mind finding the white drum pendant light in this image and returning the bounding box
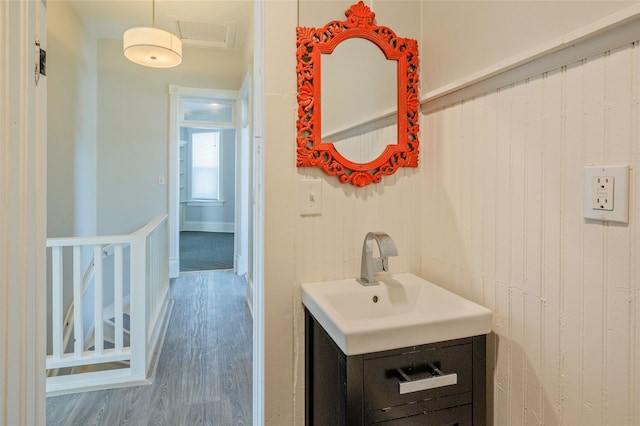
[123,0,182,68]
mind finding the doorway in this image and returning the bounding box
[177,117,237,272]
[42,0,263,419]
[169,87,245,277]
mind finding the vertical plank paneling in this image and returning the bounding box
[523,76,544,424]
[560,60,586,424]
[448,100,462,280]
[455,101,469,296]
[494,281,511,425]
[510,287,526,425]
[482,91,498,304]
[422,110,440,284]
[495,86,513,287]
[510,81,527,292]
[295,124,424,285]
[580,53,606,426]
[421,39,639,426]
[471,97,485,292]
[541,68,563,425]
[524,76,543,300]
[509,81,527,425]
[524,293,542,425]
[603,45,633,426]
[494,85,513,426]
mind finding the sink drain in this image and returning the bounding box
[372,295,378,303]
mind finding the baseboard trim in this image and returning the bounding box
[145,299,174,383]
[169,258,179,279]
[181,221,234,233]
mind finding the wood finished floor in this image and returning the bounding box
[46,271,252,426]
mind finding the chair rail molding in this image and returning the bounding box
[420,2,640,114]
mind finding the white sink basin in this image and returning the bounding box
[301,272,493,355]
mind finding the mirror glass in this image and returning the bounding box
[321,38,397,164]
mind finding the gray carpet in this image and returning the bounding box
[180,231,234,272]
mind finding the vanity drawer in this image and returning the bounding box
[363,339,473,416]
[371,403,472,426]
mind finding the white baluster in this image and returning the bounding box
[93,245,103,355]
[52,247,63,359]
[73,245,83,356]
[114,244,124,351]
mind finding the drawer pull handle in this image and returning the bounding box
[397,364,458,394]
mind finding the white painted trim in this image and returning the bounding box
[420,3,640,113]
[0,1,48,423]
[252,0,265,424]
[144,296,172,376]
[169,85,239,280]
[181,221,234,233]
[236,70,252,278]
[169,84,180,279]
[323,108,396,142]
[46,368,150,397]
[177,87,238,101]
[186,200,225,207]
[246,276,254,318]
[169,257,179,278]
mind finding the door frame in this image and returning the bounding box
[168,85,238,278]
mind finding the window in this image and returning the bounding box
[190,131,220,200]
[177,91,235,205]
[181,99,234,123]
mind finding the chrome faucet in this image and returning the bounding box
[357,232,398,286]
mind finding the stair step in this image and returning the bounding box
[105,313,131,334]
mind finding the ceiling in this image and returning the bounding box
[65,0,253,51]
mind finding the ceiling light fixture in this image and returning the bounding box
[123,0,182,68]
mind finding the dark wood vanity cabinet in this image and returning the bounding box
[305,310,487,426]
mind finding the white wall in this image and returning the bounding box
[420,1,636,91]
[421,29,640,426]
[47,0,99,354]
[264,1,422,424]
[262,1,640,424]
[96,39,245,235]
[47,0,97,239]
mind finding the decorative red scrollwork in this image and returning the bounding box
[296,1,420,187]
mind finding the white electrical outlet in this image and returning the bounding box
[591,176,614,210]
[584,166,629,223]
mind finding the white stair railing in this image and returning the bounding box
[46,214,170,396]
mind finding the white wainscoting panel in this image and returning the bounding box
[292,126,425,424]
[421,42,639,425]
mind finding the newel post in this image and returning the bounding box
[129,235,149,378]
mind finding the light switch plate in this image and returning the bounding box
[299,179,322,216]
[583,165,629,223]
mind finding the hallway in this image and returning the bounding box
[46,271,252,425]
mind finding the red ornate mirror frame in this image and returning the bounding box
[296,1,420,187]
